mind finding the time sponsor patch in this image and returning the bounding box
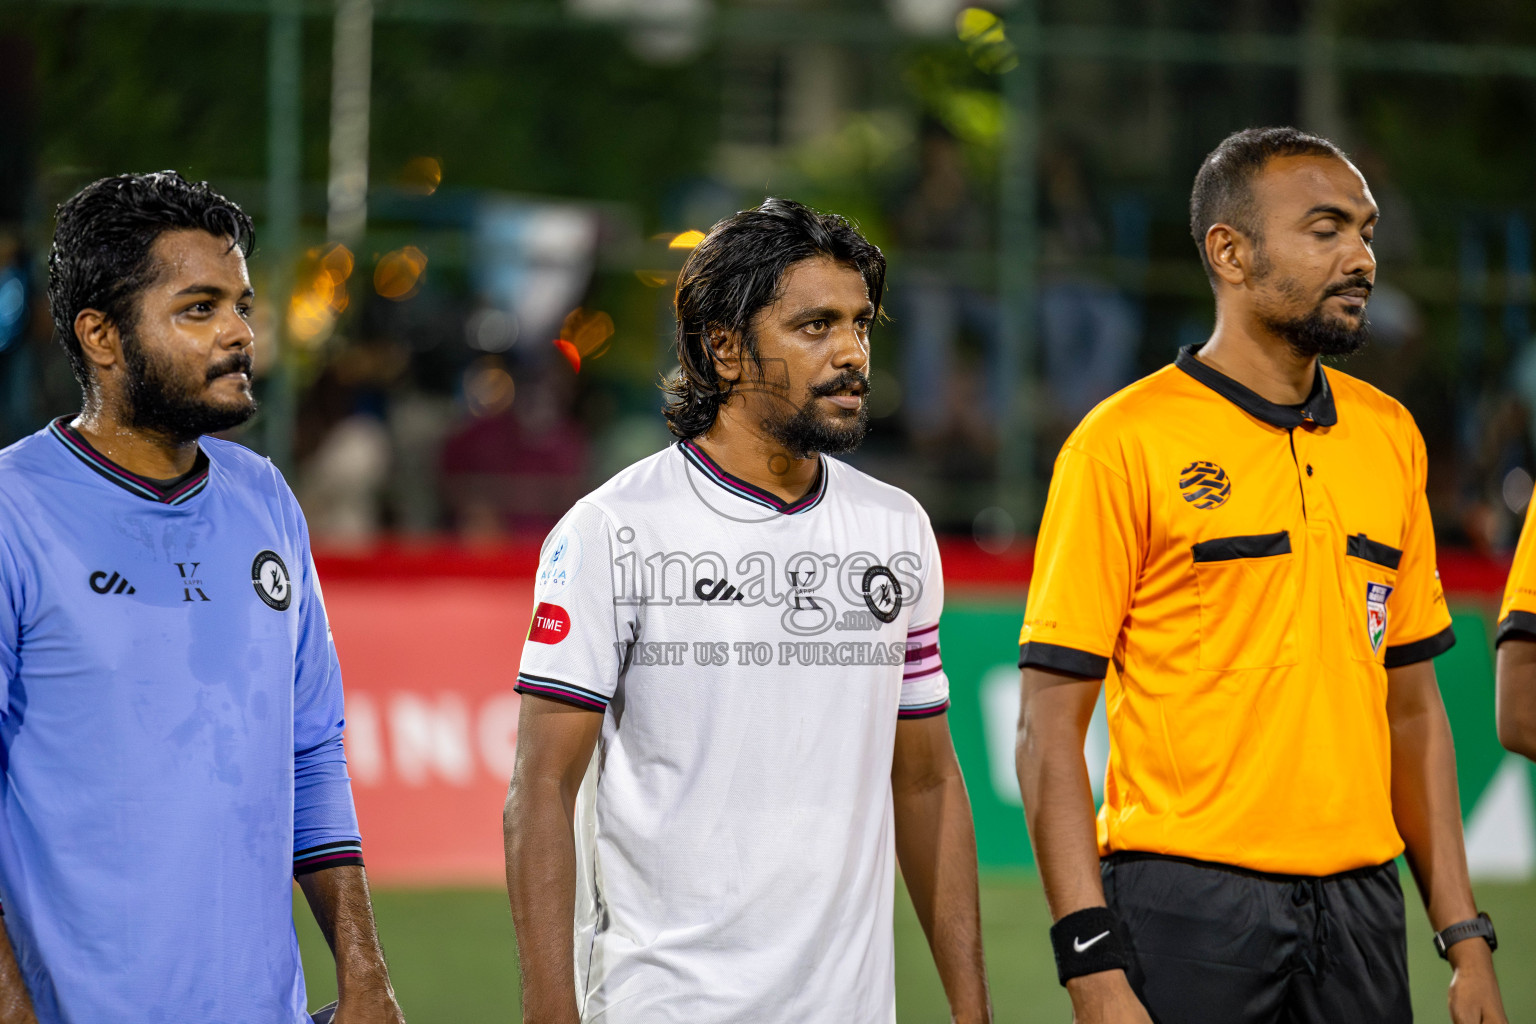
[528,602,572,645]
[1366,581,1394,654]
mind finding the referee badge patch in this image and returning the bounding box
[1366,581,1394,654]
[1179,461,1231,509]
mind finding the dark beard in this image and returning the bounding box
[1258,275,1372,359]
[122,330,257,443]
[764,369,870,458]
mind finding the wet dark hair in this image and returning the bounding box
[48,170,255,390]
[1190,127,1346,284]
[663,197,885,439]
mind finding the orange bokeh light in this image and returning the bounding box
[375,246,428,301]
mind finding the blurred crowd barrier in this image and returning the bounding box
[318,542,1535,885]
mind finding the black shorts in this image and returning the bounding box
[1102,852,1412,1024]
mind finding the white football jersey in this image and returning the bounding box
[515,439,950,1024]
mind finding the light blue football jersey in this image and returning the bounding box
[0,419,361,1023]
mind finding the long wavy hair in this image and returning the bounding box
[662,197,885,439]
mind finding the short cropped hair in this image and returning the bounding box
[1189,127,1346,282]
[48,170,255,389]
[663,198,886,440]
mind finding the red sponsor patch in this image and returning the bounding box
[527,602,571,644]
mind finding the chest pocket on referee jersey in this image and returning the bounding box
[1343,533,1402,664]
[1190,531,1299,671]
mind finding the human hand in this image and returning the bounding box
[331,984,406,1024]
[1447,941,1507,1024]
[1066,970,1155,1024]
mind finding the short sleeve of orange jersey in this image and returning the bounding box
[1384,424,1454,666]
[1018,439,1144,678]
[1498,482,1536,645]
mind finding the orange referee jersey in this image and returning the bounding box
[1498,486,1536,643]
[1020,345,1454,876]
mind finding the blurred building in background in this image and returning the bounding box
[2,0,1536,552]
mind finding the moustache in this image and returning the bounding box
[808,370,870,399]
[1323,276,1374,299]
[206,353,253,382]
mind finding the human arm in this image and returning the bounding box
[296,867,403,1023]
[1386,660,1506,1024]
[0,919,36,1024]
[1016,667,1151,1024]
[503,696,603,1024]
[1495,637,1536,760]
[891,714,990,1024]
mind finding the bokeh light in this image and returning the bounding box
[667,229,706,249]
[400,156,443,195]
[956,7,1018,73]
[287,243,355,347]
[553,307,615,373]
[374,246,428,301]
[463,356,515,418]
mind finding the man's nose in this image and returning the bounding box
[1343,231,1376,279]
[221,309,255,349]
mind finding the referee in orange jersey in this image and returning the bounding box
[1016,128,1507,1024]
[1494,487,1536,760]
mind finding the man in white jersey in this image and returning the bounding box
[503,199,991,1024]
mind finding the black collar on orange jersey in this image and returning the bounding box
[1174,344,1338,429]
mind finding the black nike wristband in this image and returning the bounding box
[1050,906,1130,985]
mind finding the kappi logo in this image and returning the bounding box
[176,561,211,603]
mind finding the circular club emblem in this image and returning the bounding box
[251,550,292,611]
[1179,460,1231,510]
[861,565,903,624]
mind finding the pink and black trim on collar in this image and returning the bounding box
[678,439,828,515]
[49,417,210,505]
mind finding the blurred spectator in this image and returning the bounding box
[440,358,589,539]
[300,413,393,546]
[297,335,409,546]
[1037,142,1137,445]
[889,121,998,455]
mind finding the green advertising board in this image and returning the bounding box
[941,600,1536,878]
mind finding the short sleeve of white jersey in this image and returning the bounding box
[515,501,634,712]
[899,512,949,719]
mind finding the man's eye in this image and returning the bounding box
[807,320,827,331]
[1313,230,1338,240]
[236,304,253,320]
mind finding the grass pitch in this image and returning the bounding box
[296,876,1536,1021]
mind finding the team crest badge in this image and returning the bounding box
[1366,581,1394,654]
[1179,461,1231,509]
[251,550,292,611]
[861,565,902,624]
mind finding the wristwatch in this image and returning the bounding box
[1433,912,1497,959]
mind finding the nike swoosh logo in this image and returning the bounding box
[1074,930,1111,953]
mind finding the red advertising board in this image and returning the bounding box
[318,541,1512,885]
[321,556,537,884]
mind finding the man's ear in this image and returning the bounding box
[1205,224,1253,287]
[708,327,744,386]
[74,309,122,376]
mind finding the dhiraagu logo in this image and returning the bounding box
[979,664,1109,805]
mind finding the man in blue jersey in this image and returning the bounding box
[0,171,405,1023]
